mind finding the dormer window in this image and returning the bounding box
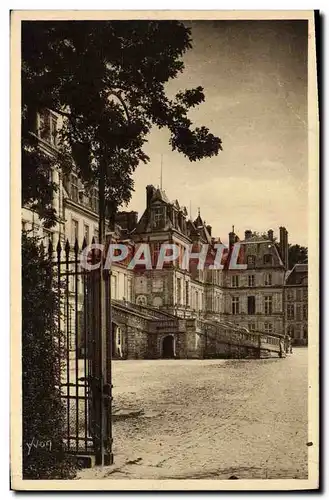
[70,174,79,202]
[263,254,273,265]
[247,255,256,267]
[153,206,165,228]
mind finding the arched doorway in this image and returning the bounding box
[162,335,175,359]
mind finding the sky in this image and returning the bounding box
[126,20,308,246]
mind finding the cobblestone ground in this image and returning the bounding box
[79,348,308,480]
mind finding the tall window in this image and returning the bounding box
[287,289,294,301]
[287,304,294,319]
[70,174,79,202]
[72,219,79,243]
[232,297,239,315]
[264,273,272,286]
[303,303,308,320]
[195,291,199,311]
[153,206,164,228]
[264,322,273,333]
[127,278,132,302]
[111,274,117,299]
[248,296,256,315]
[248,275,255,287]
[303,326,308,340]
[264,296,273,315]
[84,224,90,245]
[296,304,301,320]
[177,278,182,305]
[185,281,189,306]
[248,323,256,332]
[232,275,239,287]
[296,289,302,301]
[153,242,161,265]
[38,110,58,146]
[263,254,273,265]
[247,255,256,267]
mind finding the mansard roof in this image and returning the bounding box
[285,263,308,285]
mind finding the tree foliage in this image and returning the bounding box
[288,244,308,269]
[22,233,76,479]
[22,21,223,227]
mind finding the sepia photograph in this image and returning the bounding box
[11,10,319,491]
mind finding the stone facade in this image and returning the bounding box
[284,264,308,346]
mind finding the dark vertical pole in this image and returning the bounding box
[97,159,106,466]
[96,156,113,466]
[105,234,113,462]
[65,240,71,451]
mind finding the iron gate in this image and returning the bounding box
[53,237,113,465]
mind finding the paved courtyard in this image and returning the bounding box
[79,348,308,480]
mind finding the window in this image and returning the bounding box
[296,304,301,320]
[303,288,308,299]
[177,278,182,305]
[263,254,273,265]
[232,297,240,315]
[303,326,308,340]
[195,291,199,311]
[232,275,239,287]
[264,273,272,286]
[70,174,79,202]
[248,296,256,315]
[111,274,117,299]
[84,224,90,245]
[153,206,164,228]
[153,242,161,265]
[127,278,132,302]
[287,289,294,301]
[247,255,256,267]
[94,229,99,243]
[38,110,58,146]
[248,275,255,287]
[296,289,302,301]
[303,303,308,320]
[248,323,256,332]
[185,281,189,306]
[264,322,273,333]
[287,304,294,319]
[72,219,79,243]
[264,296,273,315]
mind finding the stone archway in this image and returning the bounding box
[162,335,175,359]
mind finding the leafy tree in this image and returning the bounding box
[22,20,223,231]
[22,233,76,479]
[288,244,308,269]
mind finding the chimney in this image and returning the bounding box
[146,185,155,209]
[127,211,138,232]
[279,226,289,269]
[206,224,212,236]
[268,229,274,241]
[244,229,252,240]
[229,228,236,250]
[115,211,136,232]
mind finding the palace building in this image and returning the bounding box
[22,110,307,358]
